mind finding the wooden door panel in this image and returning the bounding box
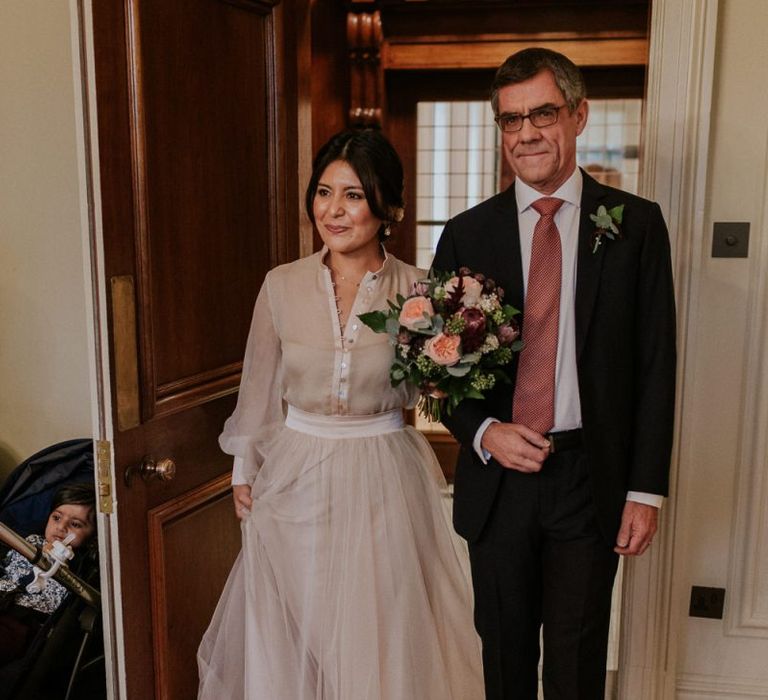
[125,0,281,419]
[93,0,304,697]
[149,475,238,700]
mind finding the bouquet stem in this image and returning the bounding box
[418,395,444,423]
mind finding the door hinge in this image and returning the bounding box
[96,439,115,514]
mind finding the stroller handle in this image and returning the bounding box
[0,522,100,609]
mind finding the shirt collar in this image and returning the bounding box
[318,244,391,277]
[515,167,583,214]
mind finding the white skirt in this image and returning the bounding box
[198,407,484,699]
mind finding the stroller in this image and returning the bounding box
[0,439,106,700]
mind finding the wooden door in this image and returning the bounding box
[91,1,306,697]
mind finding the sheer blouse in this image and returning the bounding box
[220,248,424,484]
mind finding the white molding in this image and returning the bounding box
[70,1,126,698]
[677,673,768,699]
[618,1,720,698]
[725,130,768,638]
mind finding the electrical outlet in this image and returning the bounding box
[689,586,725,619]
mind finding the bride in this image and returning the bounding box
[198,128,483,699]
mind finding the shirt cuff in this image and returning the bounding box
[626,491,664,509]
[231,456,248,486]
[473,417,500,464]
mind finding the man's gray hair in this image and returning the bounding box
[490,48,587,115]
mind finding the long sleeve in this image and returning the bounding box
[628,202,676,495]
[219,274,285,485]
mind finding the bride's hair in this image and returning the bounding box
[305,128,405,241]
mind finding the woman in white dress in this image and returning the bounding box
[198,129,483,699]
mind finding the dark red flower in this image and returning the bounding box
[460,306,486,353]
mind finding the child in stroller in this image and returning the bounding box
[0,482,96,664]
[0,439,104,699]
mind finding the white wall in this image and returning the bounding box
[0,1,91,478]
[674,1,768,696]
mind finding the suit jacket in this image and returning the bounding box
[432,170,677,544]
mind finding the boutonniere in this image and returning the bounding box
[589,204,625,254]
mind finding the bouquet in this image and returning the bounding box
[358,267,522,422]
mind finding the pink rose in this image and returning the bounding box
[497,321,520,346]
[412,280,430,296]
[399,296,434,330]
[445,275,483,307]
[424,333,462,366]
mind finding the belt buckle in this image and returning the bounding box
[547,433,557,453]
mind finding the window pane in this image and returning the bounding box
[576,98,643,194]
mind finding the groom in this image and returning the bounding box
[432,48,676,699]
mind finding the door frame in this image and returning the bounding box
[71,0,125,697]
[618,1,719,697]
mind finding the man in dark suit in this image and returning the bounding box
[432,48,676,699]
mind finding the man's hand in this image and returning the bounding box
[232,484,253,520]
[481,422,551,473]
[614,501,658,556]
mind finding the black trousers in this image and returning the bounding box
[468,448,619,700]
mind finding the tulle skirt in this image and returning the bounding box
[198,407,484,699]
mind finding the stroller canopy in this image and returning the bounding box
[0,439,94,538]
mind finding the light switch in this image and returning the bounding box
[712,222,749,258]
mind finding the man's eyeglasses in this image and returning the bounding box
[494,105,567,133]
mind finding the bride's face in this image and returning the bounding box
[313,160,383,258]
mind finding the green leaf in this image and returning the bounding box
[502,304,520,316]
[385,317,401,335]
[396,293,406,306]
[608,204,624,224]
[461,352,481,364]
[357,311,388,333]
[446,363,472,377]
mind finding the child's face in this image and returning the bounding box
[45,504,95,549]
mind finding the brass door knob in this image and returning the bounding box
[124,457,176,486]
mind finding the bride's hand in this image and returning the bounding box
[232,484,253,520]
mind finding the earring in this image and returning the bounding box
[383,224,392,237]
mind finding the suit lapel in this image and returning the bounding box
[492,184,524,312]
[575,171,609,359]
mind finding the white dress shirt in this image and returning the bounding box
[472,168,663,508]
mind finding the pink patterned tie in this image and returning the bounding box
[512,197,564,434]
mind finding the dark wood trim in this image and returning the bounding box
[154,364,241,418]
[124,0,157,422]
[266,9,283,267]
[148,473,232,700]
[425,431,460,483]
[220,0,280,10]
[347,9,385,127]
[156,363,242,400]
[383,37,648,70]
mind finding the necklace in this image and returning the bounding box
[330,268,363,287]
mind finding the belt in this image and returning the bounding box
[285,405,404,438]
[545,428,583,453]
